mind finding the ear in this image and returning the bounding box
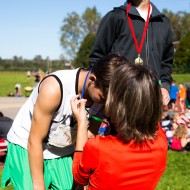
[88,74,96,84]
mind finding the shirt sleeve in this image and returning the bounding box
[72,137,99,185]
[160,18,174,92]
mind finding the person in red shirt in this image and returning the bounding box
[71,64,168,190]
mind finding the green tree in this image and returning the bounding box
[74,33,96,68]
[163,9,190,41]
[60,12,82,59]
[82,7,101,34]
[180,12,190,38]
[60,7,101,60]
[174,32,190,73]
[13,55,18,62]
[33,55,43,64]
[162,9,181,41]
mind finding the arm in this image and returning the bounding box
[160,19,174,105]
[72,140,99,186]
[181,137,190,148]
[160,19,174,91]
[28,77,61,190]
[70,95,88,151]
[89,10,118,67]
[70,96,99,185]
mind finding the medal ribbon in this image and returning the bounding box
[126,3,151,55]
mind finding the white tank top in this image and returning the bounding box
[8,68,80,159]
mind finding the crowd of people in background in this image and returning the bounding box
[161,80,190,152]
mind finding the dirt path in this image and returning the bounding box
[0,97,28,119]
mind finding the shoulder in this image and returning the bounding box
[39,75,61,96]
[102,6,126,21]
[156,126,168,144]
[113,6,126,19]
[85,136,99,150]
[151,3,171,23]
[39,69,74,93]
[86,135,117,150]
[161,14,171,25]
[37,75,62,111]
[85,135,114,148]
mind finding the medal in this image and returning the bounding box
[135,54,143,65]
[126,3,151,65]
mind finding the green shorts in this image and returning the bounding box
[1,142,76,190]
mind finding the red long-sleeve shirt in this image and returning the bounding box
[73,126,167,190]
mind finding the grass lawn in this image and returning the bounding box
[0,72,34,97]
[0,72,190,97]
[0,72,189,189]
[172,74,190,84]
[0,151,189,189]
[156,150,190,190]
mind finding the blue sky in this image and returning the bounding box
[0,0,190,60]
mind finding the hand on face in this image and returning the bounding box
[161,88,170,106]
[70,95,89,128]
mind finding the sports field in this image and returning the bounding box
[0,151,190,189]
[0,72,190,189]
[0,72,190,97]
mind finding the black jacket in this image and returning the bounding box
[89,2,174,92]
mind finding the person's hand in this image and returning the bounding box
[70,95,88,128]
[161,88,170,106]
[71,95,89,151]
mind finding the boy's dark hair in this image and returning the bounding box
[91,53,129,97]
[106,64,163,144]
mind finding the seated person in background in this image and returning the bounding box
[171,123,190,151]
[178,83,186,112]
[71,64,168,190]
[27,71,31,80]
[169,80,179,111]
[14,83,22,97]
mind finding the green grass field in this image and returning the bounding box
[156,150,190,190]
[0,151,189,189]
[0,72,190,189]
[0,72,190,97]
[0,72,35,97]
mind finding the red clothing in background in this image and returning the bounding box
[73,126,167,190]
[171,137,182,151]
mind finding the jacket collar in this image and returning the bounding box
[119,1,163,18]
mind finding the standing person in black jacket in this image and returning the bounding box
[89,0,174,106]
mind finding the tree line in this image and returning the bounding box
[0,7,190,73]
[0,56,71,73]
